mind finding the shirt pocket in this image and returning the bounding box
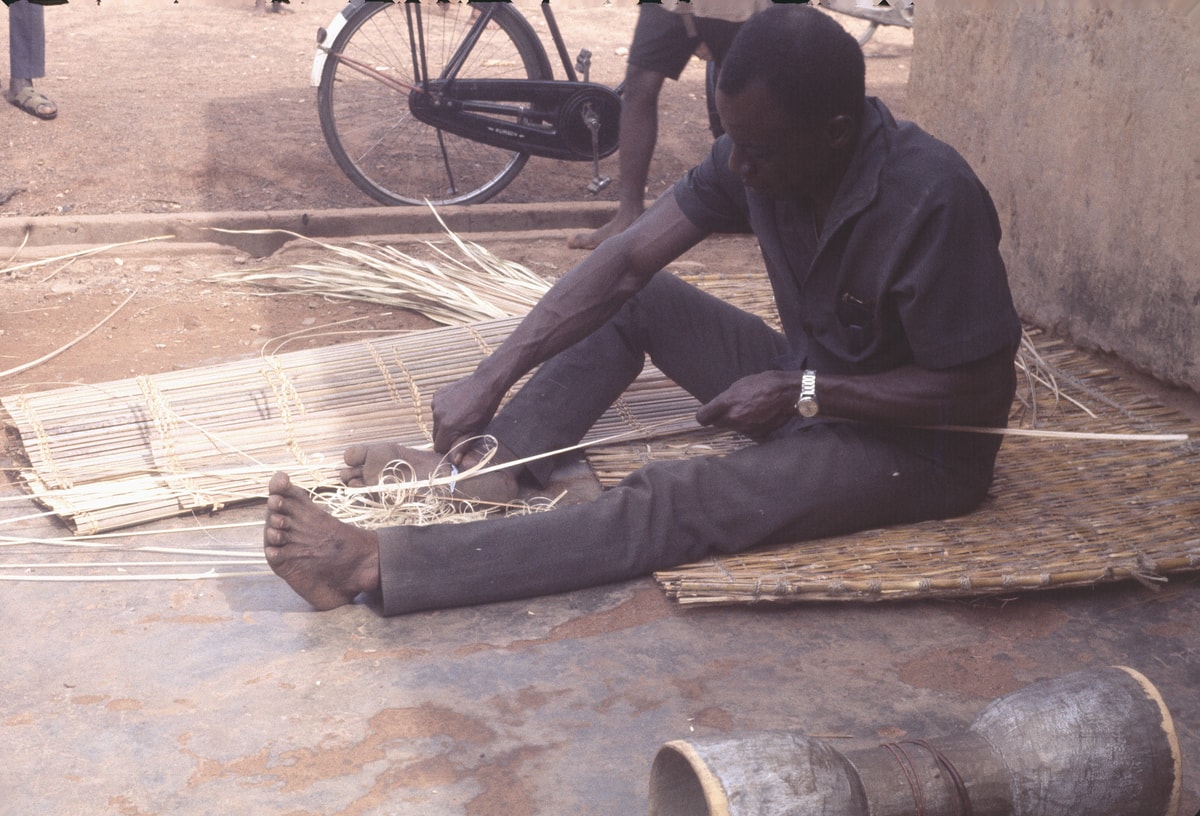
[836,291,876,357]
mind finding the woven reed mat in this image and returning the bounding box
[0,315,705,534]
[642,332,1200,605]
[0,269,759,535]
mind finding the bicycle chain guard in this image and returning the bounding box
[408,79,621,163]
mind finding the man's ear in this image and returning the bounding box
[825,114,856,150]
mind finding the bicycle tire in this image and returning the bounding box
[704,60,723,139]
[318,1,552,206]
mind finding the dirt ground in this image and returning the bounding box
[0,0,913,392]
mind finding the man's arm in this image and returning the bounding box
[433,194,709,453]
[695,346,1017,438]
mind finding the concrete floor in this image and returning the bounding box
[1,450,1197,815]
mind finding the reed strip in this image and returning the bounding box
[1,230,29,269]
[0,534,263,559]
[0,570,272,583]
[0,560,264,569]
[0,290,138,381]
[0,236,174,275]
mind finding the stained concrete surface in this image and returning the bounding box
[1,448,1197,814]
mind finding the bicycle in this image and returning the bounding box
[822,0,914,45]
[313,0,624,207]
[312,1,913,208]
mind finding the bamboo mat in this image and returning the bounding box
[649,333,1200,605]
[0,267,760,536]
[0,318,698,534]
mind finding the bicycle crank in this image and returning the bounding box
[582,101,612,195]
[408,79,621,163]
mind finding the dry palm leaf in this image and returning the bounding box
[208,207,551,325]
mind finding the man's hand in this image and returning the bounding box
[431,373,505,458]
[695,370,798,439]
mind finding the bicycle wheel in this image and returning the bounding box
[318,1,551,206]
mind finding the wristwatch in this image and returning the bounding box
[795,370,819,418]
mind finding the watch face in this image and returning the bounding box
[798,398,818,418]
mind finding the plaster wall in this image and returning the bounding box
[906,3,1198,389]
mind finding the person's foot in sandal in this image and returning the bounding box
[7,79,57,120]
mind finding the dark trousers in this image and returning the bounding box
[378,274,1001,615]
[9,0,46,80]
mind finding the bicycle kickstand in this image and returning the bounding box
[582,102,612,195]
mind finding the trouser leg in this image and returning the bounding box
[9,0,46,80]
[377,421,999,615]
[486,272,791,484]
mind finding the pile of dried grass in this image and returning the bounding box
[208,209,551,325]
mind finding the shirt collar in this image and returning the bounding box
[821,97,893,237]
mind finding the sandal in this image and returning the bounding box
[6,85,57,120]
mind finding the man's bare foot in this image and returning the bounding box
[339,441,410,488]
[340,442,520,504]
[567,209,641,250]
[263,471,381,610]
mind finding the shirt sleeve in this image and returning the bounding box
[672,136,754,235]
[894,173,1022,370]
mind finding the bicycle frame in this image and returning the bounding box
[821,0,914,44]
[314,1,621,162]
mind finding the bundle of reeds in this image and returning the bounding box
[208,213,552,325]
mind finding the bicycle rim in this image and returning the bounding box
[319,2,549,206]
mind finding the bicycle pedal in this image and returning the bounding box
[587,176,612,195]
[575,49,593,83]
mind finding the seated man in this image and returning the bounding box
[263,5,1022,616]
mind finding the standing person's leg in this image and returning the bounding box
[568,6,697,250]
[8,0,45,78]
[692,16,744,137]
[7,0,55,120]
[565,64,666,250]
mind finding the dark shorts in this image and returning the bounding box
[627,3,744,80]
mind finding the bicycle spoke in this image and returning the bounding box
[435,128,459,197]
[349,110,413,169]
[318,1,547,205]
